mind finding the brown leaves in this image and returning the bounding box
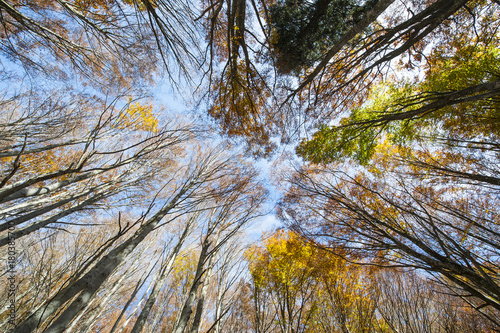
[208,60,276,156]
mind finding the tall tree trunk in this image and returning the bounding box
[14,181,195,333]
[190,259,214,333]
[130,218,194,333]
[172,238,211,333]
[65,274,127,332]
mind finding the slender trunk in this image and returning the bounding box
[108,267,153,333]
[190,260,213,333]
[14,182,193,333]
[0,166,86,202]
[0,191,107,247]
[212,271,239,333]
[130,219,194,333]
[115,299,145,333]
[172,239,211,333]
[0,169,102,203]
[0,180,116,232]
[213,274,226,333]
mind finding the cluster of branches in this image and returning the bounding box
[234,231,495,332]
[197,0,500,156]
[2,0,500,331]
[0,0,202,89]
[0,84,268,332]
[277,155,500,328]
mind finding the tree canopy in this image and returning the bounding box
[1,0,500,331]
[268,0,379,74]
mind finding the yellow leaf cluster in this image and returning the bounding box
[118,98,159,132]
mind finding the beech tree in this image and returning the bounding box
[205,238,251,333]
[198,0,499,157]
[2,0,500,332]
[245,230,383,333]
[0,0,202,89]
[376,269,497,332]
[297,13,500,164]
[0,88,192,248]
[277,1,500,328]
[8,145,266,333]
[198,0,278,156]
[278,158,500,326]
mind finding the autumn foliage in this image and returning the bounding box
[1,0,500,332]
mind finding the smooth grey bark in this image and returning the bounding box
[212,280,225,333]
[172,238,212,333]
[0,139,85,159]
[0,162,88,203]
[0,168,101,203]
[114,265,160,333]
[14,179,196,333]
[0,147,172,244]
[189,258,214,333]
[66,274,127,333]
[0,180,116,232]
[0,120,190,204]
[67,247,151,333]
[129,216,195,333]
[1,189,70,216]
[0,191,106,247]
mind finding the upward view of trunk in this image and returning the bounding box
[3,0,497,331]
[129,215,196,333]
[15,180,197,333]
[190,257,214,333]
[172,239,212,333]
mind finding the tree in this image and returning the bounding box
[247,230,321,333]
[280,4,500,326]
[207,60,276,157]
[0,88,192,248]
[206,239,252,333]
[169,166,266,333]
[246,230,382,333]
[198,0,497,157]
[0,0,202,90]
[376,269,497,332]
[198,0,279,157]
[4,140,266,332]
[3,0,500,331]
[297,18,500,164]
[268,0,379,74]
[128,212,199,333]
[278,159,500,326]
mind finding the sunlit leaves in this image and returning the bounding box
[246,229,383,332]
[117,98,159,132]
[208,60,275,157]
[247,230,316,288]
[298,29,500,164]
[296,122,380,165]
